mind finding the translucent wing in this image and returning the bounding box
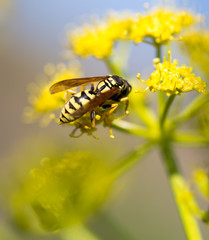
[49,76,109,94]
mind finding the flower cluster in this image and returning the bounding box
[24,62,81,126]
[131,9,196,44]
[67,9,197,59]
[13,152,114,231]
[67,12,136,59]
[181,31,209,80]
[138,51,206,96]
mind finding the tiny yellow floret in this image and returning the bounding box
[139,51,206,96]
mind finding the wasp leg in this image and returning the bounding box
[65,90,76,103]
[120,97,129,114]
[90,110,96,128]
[83,110,96,130]
[69,126,84,138]
[114,97,130,120]
[90,83,95,91]
[107,103,118,115]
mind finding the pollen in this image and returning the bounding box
[138,51,207,96]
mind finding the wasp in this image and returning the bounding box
[49,75,132,129]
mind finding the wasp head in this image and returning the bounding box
[111,75,132,100]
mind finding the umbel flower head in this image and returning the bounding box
[67,12,136,59]
[138,51,207,96]
[13,152,114,231]
[67,8,197,59]
[23,62,81,126]
[181,30,209,80]
[130,8,197,44]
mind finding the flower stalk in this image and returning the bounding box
[160,94,176,130]
[160,142,203,240]
[111,141,154,178]
[159,92,202,240]
[61,224,101,240]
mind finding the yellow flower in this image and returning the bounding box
[130,9,197,44]
[106,11,137,41]
[181,31,209,80]
[23,61,82,126]
[138,51,207,96]
[67,12,136,59]
[193,168,209,199]
[14,152,114,231]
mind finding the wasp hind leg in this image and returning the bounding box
[90,110,96,128]
[83,110,96,130]
[69,125,84,138]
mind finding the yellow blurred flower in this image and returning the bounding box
[138,51,206,96]
[13,152,114,231]
[23,62,82,126]
[67,12,137,59]
[130,9,197,44]
[67,9,198,59]
[193,168,209,199]
[181,31,209,80]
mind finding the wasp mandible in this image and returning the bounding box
[49,75,132,128]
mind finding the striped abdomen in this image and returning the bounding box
[59,90,96,124]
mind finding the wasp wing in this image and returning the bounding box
[49,76,109,94]
[73,87,121,117]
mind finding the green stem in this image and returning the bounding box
[111,141,153,178]
[156,43,162,61]
[160,142,203,240]
[112,119,158,139]
[174,94,209,125]
[155,43,166,116]
[142,39,155,46]
[61,224,100,240]
[160,94,176,130]
[104,57,123,76]
[173,131,209,145]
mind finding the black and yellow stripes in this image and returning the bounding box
[96,76,118,94]
[59,90,96,124]
[58,75,132,125]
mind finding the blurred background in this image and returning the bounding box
[1,0,209,239]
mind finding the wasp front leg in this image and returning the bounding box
[108,97,130,121]
[120,97,129,115]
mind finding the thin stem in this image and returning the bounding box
[104,57,123,76]
[156,43,162,61]
[155,43,166,116]
[173,131,209,145]
[160,94,176,130]
[160,141,203,240]
[112,119,158,139]
[111,141,153,178]
[174,94,209,125]
[61,224,100,240]
[142,39,155,46]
